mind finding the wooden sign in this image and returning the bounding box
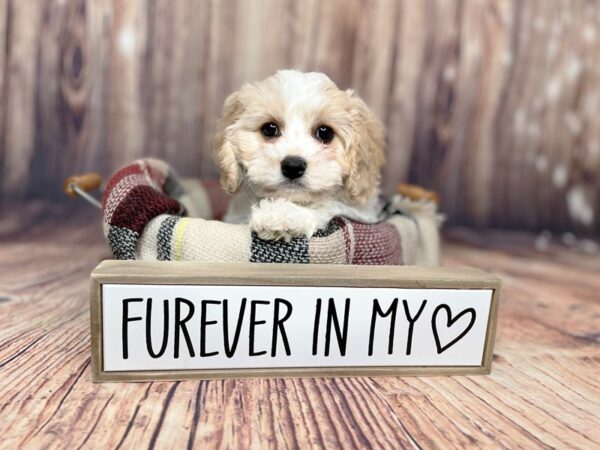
[90,261,500,382]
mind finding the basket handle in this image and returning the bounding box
[64,173,103,208]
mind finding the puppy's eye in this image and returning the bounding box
[315,125,334,144]
[261,122,280,139]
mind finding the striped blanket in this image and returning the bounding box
[102,159,441,265]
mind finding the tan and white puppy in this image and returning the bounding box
[213,70,385,241]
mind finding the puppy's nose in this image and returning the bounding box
[281,156,307,180]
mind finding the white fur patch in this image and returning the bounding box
[250,198,323,241]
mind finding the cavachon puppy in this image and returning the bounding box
[213,70,385,241]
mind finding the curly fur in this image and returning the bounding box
[212,70,385,241]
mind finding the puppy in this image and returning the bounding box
[213,70,385,241]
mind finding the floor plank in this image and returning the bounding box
[0,204,598,449]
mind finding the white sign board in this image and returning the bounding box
[90,262,500,381]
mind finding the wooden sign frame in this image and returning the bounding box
[90,261,500,382]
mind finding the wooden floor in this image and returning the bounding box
[1,204,599,449]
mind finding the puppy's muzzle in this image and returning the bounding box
[281,156,307,180]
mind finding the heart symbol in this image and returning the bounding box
[432,305,476,354]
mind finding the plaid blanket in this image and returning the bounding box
[102,159,441,265]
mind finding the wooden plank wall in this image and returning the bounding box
[0,0,598,233]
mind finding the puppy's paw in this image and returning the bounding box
[250,198,318,242]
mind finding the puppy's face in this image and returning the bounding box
[213,70,385,205]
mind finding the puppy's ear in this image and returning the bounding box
[212,91,244,193]
[344,90,385,203]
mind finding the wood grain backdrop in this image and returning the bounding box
[0,0,599,233]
